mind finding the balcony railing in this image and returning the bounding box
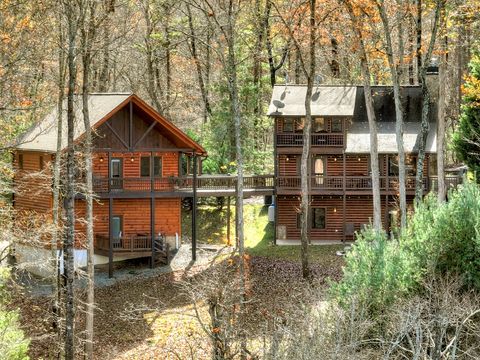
[92,175,275,194]
[276,175,462,192]
[276,133,344,147]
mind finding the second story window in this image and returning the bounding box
[295,118,304,132]
[283,118,294,132]
[141,157,150,177]
[153,157,162,177]
[313,117,326,132]
[331,118,343,132]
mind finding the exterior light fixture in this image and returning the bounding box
[130,156,135,162]
[358,157,361,162]
[333,207,337,213]
[99,157,104,163]
[334,157,337,161]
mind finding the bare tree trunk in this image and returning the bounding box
[80,1,97,358]
[415,0,442,203]
[52,11,66,356]
[225,1,247,357]
[377,0,406,230]
[437,9,447,202]
[186,4,211,124]
[344,0,382,231]
[63,1,78,357]
[299,0,316,280]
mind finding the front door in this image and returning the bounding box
[112,216,122,247]
[110,158,123,190]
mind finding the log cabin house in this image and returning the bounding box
[268,84,462,244]
[12,93,273,277]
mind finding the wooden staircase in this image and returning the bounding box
[152,235,170,267]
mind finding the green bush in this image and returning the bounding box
[331,182,480,313]
[330,227,418,313]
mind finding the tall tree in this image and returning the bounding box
[437,7,447,202]
[376,0,407,229]
[79,0,100,357]
[52,9,66,355]
[61,0,79,357]
[343,0,383,231]
[414,0,443,202]
[297,0,317,280]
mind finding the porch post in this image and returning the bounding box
[226,196,231,245]
[342,152,346,242]
[150,196,155,268]
[192,153,197,261]
[273,118,278,245]
[108,198,113,278]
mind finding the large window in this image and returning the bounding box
[141,156,162,177]
[296,208,326,229]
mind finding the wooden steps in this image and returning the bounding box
[152,235,170,267]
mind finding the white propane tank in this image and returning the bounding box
[268,204,275,222]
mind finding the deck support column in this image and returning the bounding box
[150,196,155,268]
[108,198,113,278]
[227,196,231,245]
[342,152,346,243]
[192,153,197,262]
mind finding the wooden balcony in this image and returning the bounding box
[276,175,463,193]
[94,234,170,260]
[276,133,344,147]
[92,174,275,197]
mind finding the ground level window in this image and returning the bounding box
[296,208,326,229]
[312,208,326,229]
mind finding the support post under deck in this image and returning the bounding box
[150,196,155,268]
[192,154,197,261]
[108,198,113,278]
[227,196,231,245]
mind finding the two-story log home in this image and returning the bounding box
[13,93,274,277]
[268,85,462,244]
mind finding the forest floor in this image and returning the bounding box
[11,201,346,359]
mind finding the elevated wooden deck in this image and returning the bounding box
[92,175,275,198]
[276,175,463,195]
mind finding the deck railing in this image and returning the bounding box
[92,174,275,194]
[276,133,344,147]
[276,175,462,192]
[95,234,154,252]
